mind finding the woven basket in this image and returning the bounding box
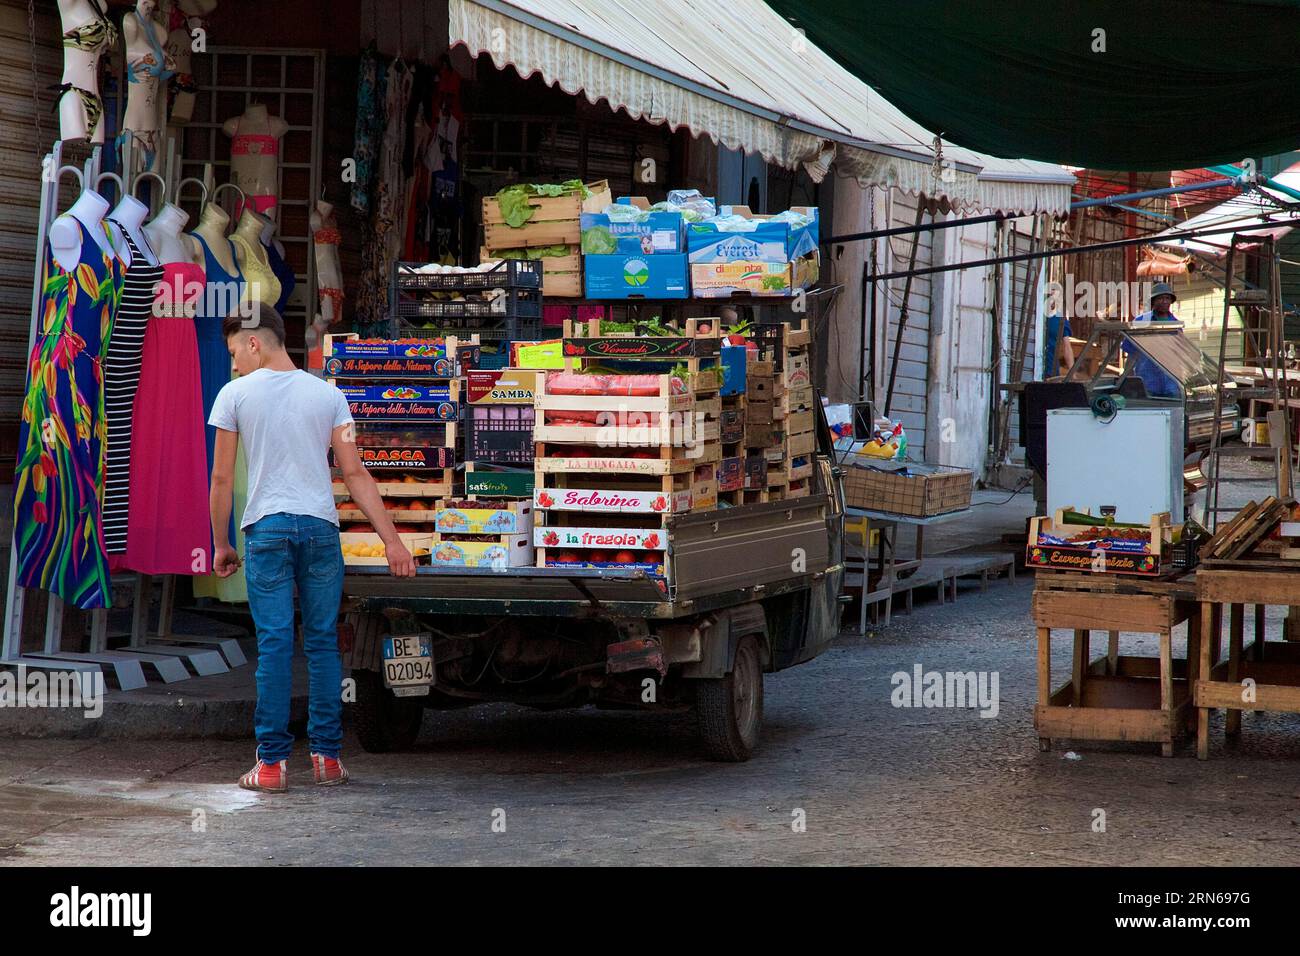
[842,462,973,517]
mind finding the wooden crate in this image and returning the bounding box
[481,247,582,297]
[334,471,455,498]
[1027,509,1172,576]
[483,180,610,251]
[842,462,972,517]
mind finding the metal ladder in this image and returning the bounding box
[1202,233,1292,529]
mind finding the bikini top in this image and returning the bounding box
[63,0,118,53]
[231,132,280,158]
[127,10,175,83]
[230,233,281,307]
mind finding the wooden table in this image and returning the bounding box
[1195,568,1300,759]
[1034,570,1201,756]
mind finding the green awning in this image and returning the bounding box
[764,0,1300,170]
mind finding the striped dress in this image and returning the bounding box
[101,224,162,554]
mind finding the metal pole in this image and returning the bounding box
[870,218,1300,284]
[1069,178,1239,210]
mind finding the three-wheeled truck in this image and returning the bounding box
[340,401,846,761]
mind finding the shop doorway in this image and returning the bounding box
[174,47,326,357]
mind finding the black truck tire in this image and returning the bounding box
[696,634,764,762]
[353,668,424,753]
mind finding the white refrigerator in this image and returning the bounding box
[1046,407,1183,523]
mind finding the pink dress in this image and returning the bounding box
[109,262,213,574]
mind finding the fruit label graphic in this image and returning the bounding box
[327,340,448,358]
[534,488,691,514]
[355,446,454,471]
[435,506,532,535]
[465,472,534,498]
[326,356,455,377]
[534,526,667,550]
[467,370,537,404]
[562,337,711,358]
[1025,545,1160,576]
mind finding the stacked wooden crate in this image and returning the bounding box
[326,333,472,565]
[745,320,815,500]
[531,319,722,579]
[480,180,610,297]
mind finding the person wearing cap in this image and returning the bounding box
[1123,282,1181,398]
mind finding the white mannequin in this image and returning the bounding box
[56,0,117,143]
[163,0,218,126]
[106,195,159,266]
[122,0,174,163]
[311,200,342,321]
[144,203,202,265]
[220,104,289,215]
[190,202,238,275]
[49,189,116,272]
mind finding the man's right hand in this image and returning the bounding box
[214,545,241,578]
[386,541,416,578]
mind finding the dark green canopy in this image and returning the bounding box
[765,0,1300,170]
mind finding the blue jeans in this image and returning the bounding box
[244,512,345,763]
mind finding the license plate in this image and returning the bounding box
[382,634,433,697]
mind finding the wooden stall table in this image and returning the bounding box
[1195,569,1300,759]
[1034,570,1201,757]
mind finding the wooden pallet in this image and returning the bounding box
[1201,496,1291,561]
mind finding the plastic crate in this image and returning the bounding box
[467,404,535,465]
[393,259,542,292]
[394,291,543,321]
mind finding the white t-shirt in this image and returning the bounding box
[208,368,353,530]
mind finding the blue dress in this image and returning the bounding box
[264,238,295,315]
[14,220,125,608]
[189,231,243,547]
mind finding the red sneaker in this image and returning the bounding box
[310,753,350,786]
[238,758,288,793]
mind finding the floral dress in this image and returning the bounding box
[14,220,125,609]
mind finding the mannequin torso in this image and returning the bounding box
[106,196,159,266]
[50,189,117,272]
[230,210,280,306]
[221,104,288,213]
[122,1,174,154]
[57,0,118,143]
[144,204,202,265]
[190,204,238,275]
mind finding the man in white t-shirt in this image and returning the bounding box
[208,304,414,793]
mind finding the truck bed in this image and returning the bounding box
[343,493,834,619]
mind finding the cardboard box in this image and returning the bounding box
[686,206,818,261]
[430,534,534,569]
[582,253,689,299]
[580,197,685,255]
[689,255,819,298]
[435,503,533,535]
[465,469,534,499]
[466,369,537,405]
[336,384,459,422]
[511,340,566,369]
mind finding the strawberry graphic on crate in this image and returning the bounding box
[650,495,667,512]
[536,491,555,508]
[542,531,560,547]
[643,533,660,550]
[564,342,582,356]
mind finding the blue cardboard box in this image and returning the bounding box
[580,197,685,255]
[686,206,819,264]
[582,253,689,299]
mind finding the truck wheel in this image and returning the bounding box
[696,634,763,762]
[353,668,424,753]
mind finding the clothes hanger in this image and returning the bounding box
[177,176,209,207]
[132,170,168,205]
[210,182,246,224]
[94,172,124,203]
